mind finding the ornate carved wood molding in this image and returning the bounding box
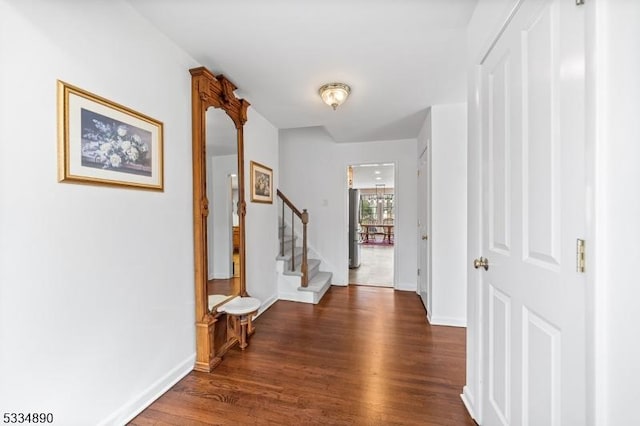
[191,67,250,129]
[190,66,250,372]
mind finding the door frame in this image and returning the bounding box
[417,144,432,316]
[343,161,398,288]
[462,64,485,423]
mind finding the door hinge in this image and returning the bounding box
[576,239,586,273]
[576,0,584,5]
[417,268,421,276]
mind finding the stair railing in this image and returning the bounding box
[277,189,309,287]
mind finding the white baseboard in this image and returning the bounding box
[460,385,478,422]
[395,282,417,292]
[278,290,315,304]
[100,353,195,426]
[255,294,278,319]
[428,314,467,328]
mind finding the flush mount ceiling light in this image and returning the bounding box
[318,82,351,110]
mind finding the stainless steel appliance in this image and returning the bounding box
[348,188,361,269]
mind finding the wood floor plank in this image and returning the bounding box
[130,286,475,425]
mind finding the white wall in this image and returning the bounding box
[279,128,417,290]
[418,104,468,327]
[208,154,237,279]
[586,1,640,424]
[0,1,198,424]
[244,109,280,310]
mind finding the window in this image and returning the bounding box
[359,193,394,223]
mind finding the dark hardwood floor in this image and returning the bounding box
[207,253,241,296]
[130,286,475,425]
[207,277,239,296]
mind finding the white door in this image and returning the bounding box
[417,145,431,314]
[478,0,585,425]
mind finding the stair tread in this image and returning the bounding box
[282,258,320,276]
[308,271,332,285]
[298,271,332,292]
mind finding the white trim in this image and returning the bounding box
[585,1,607,424]
[479,0,527,64]
[461,386,478,422]
[255,294,278,318]
[395,282,417,292]
[392,160,400,288]
[342,160,398,289]
[428,314,467,328]
[278,290,315,304]
[101,353,195,426]
[468,63,485,426]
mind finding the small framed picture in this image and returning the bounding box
[57,81,164,190]
[250,161,273,203]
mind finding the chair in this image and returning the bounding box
[360,219,375,243]
[383,218,394,244]
[358,224,367,242]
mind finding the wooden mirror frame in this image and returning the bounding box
[190,67,250,372]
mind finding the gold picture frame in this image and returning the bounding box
[57,81,164,190]
[250,161,273,203]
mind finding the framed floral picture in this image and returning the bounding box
[57,81,164,190]
[250,161,273,203]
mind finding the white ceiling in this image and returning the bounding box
[129,0,477,142]
[351,163,395,189]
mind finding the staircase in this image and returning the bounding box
[276,190,332,304]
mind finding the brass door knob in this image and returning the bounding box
[473,257,489,271]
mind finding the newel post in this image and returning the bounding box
[301,209,309,287]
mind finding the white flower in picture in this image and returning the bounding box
[109,154,122,167]
[82,113,151,174]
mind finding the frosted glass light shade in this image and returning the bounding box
[319,83,351,110]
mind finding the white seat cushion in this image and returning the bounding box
[217,296,261,315]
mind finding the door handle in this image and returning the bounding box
[473,257,489,271]
[421,235,428,240]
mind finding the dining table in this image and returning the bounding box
[360,224,394,244]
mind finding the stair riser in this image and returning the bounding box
[279,240,299,255]
[285,252,304,270]
[285,262,320,282]
[278,271,332,305]
[307,263,320,281]
[283,258,320,277]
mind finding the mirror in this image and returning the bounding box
[190,67,250,372]
[206,107,240,308]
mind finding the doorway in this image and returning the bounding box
[347,163,395,287]
[230,174,240,278]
